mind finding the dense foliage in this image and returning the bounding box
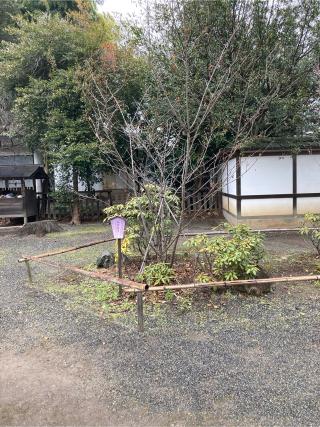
[1,0,320,232]
[104,184,180,261]
[300,213,320,254]
[0,0,126,222]
[136,263,176,287]
[184,224,265,281]
[142,0,320,154]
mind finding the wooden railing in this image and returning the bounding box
[36,189,220,221]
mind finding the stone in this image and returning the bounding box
[19,220,63,237]
[96,251,115,269]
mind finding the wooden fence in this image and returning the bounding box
[184,190,220,214]
[48,189,130,221]
[39,188,220,221]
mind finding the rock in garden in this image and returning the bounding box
[96,251,115,268]
[19,220,63,237]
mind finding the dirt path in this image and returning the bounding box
[0,226,320,426]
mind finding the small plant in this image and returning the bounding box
[165,289,175,301]
[300,213,320,254]
[184,223,264,281]
[314,280,320,289]
[178,295,192,311]
[136,262,175,286]
[195,273,212,283]
[104,184,180,261]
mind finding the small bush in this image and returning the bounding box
[300,213,320,254]
[104,184,180,260]
[165,289,175,301]
[184,224,264,281]
[195,273,212,283]
[136,262,175,286]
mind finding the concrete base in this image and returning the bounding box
[223,210,303,229]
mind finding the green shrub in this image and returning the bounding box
[104,184,180,260]
[195,273,212,283]
[136,262,175,286]
[165,289,175,301]
[184,224,264,281]
[300,213,320,254]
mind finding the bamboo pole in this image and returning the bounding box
[124,274,320,293]
[18,237,115,262]
[21,256,148,291]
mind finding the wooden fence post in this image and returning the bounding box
[117,238,123,296]
[136,291,144,332]
[24,260,33,285]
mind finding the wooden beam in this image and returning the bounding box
[18,237,115,262]
[21,255,148,291]
[124,274,320,293]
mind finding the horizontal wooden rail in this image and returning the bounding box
[18,237,115,262]
[124,274,320,293]
[21,256,148,291]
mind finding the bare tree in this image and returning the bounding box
[84,0,318,267]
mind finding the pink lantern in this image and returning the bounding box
[110,216,126,239]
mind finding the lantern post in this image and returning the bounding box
[110,216,126,295]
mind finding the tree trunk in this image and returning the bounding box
[71,167,81,225]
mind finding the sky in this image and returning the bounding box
[97,0,141,17]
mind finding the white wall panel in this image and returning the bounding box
[241,156,292,195]
[227,158,237,195]
[221,164,228,193]
[241,198,293,216]
[297,155,320,193]
[297,197,320,214]
[24,179,33,188]
[229,197,237,215]
[222,195,229,210]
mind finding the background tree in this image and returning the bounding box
[0,0,118,223]
[88,0,320,265]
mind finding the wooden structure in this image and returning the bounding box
[19,237,146,332]
[0,165,48,224]
[19,231,320,332]
[221,138,320,228]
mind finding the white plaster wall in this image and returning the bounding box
[297,197,320,214]
[222,195,228,210]
[8,180,21,189]
[24,179,33,188]
[241,156,292,195]
[297,155,320,193]
[227,158,237,195]
[35,179,42,193]
[229,197,237,215]
[241,198,293,216]
[221,165,228,193]
[33,150,43,165]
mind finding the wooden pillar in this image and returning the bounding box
[117,238,123,296]
[292,154,297,216]
[136,291,144,332]
[21,179,27,224]
[236,153,241,218]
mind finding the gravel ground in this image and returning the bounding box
[0,225,320,426]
